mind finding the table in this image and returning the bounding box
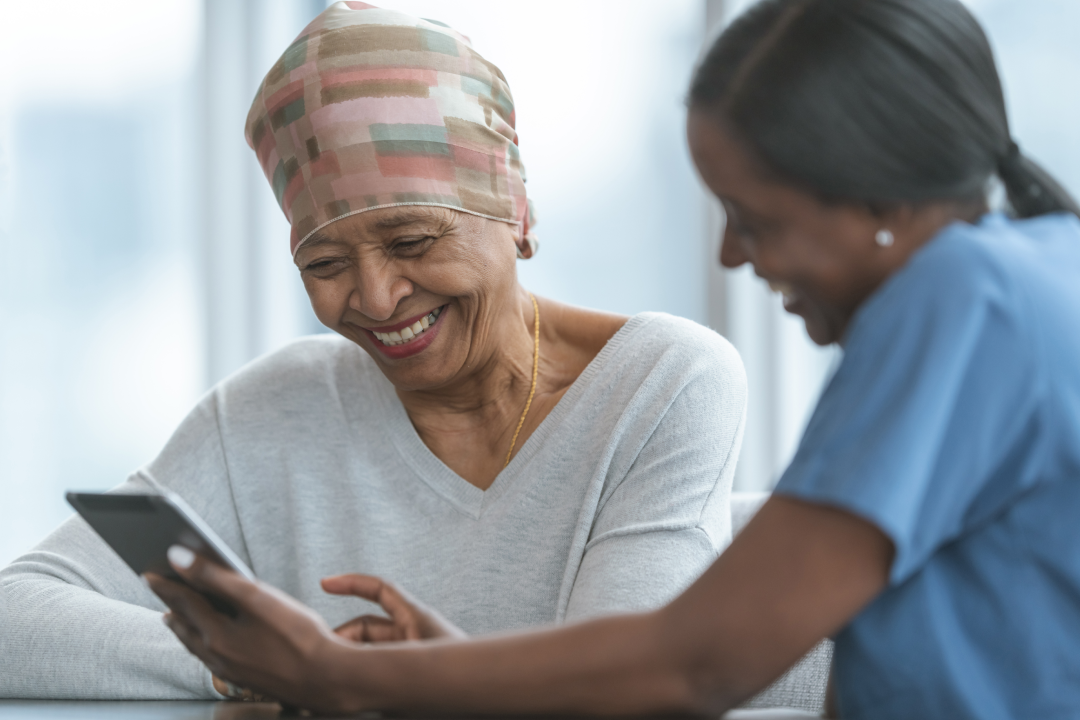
[0,701,820,719]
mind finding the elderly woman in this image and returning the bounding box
[148,0,1080,718]
[0,3,746,700]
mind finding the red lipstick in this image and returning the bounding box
[359,305,447,360]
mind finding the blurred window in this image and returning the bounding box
[0,0,204,565]
[0,0,710,564]
[5,0,1071,566]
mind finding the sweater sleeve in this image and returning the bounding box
[564,332,747,621]
[0,392,244,699]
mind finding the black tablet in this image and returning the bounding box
[66,491,255,615]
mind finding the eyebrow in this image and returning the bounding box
[297,232,343,252]
[297,208,454,259]
[372,208,453,230]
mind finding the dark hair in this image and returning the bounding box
[689,0,1080,218]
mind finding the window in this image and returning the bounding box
[0,0,203,565]
[4,0,1072,565]
[0,0,710,564]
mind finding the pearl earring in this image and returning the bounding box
[516,232,539,259]
[875,229,894,248]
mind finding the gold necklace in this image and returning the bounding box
[504,293,539,468]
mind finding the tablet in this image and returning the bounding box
[66,491,255,615]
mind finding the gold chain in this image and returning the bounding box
[504,294,539,468]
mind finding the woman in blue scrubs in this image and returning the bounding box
[148,0,1080,717]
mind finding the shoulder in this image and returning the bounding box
[897,216,1021,299]
[589,313,747,422]
[895,212,1079,299]
[620,312,745,382]
[848,214,1055,351]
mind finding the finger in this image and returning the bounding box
[166,614,238,684]
[334,615,401,643]
[164,611,203,653]
[334,613,394,632]
[167,546,259,612]
[214,674,264,702]
[321,573,386,600]
[147,573,221,631]
[171,548,316,625]
[321,574,422,624]
[147,574,214,626]
[164,612,210,660]
[212,675,238,699]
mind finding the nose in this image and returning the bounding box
[719,222,749,269]
[350,261,414,322]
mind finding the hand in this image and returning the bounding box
[322,574,467,643]
[145,546,347,714]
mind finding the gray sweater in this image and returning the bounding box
[0,312,747,700]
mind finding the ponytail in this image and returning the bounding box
[998,141,1080,219]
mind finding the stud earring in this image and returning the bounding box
[875,229,894,248]
[516,232,539,259]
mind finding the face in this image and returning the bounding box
[687,110,897,345]
[294,207,521,391]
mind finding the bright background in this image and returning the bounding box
[1,0,1078,566]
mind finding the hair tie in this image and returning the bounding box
[998,140,1023,174]
[998,139,1048,206]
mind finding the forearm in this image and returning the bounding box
[326,610,712,716]
[564,528,718,622]
[153,497,889,716]
[324,498,890,717]
[0,509,220,700]
[0,570,217,699]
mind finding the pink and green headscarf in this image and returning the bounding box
[245,1,535,257]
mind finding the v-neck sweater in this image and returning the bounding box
[0,312,747,699]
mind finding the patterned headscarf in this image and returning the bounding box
[245,1,535,257]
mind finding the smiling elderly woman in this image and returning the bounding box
[0,3,746,700]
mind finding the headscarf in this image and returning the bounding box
[244,1,536,257]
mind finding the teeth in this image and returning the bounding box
[768,280,795,296]
[768,281,798,303]
[371,307,443,346]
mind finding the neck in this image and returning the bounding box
[832,198,988,345]
[396,287,539,445]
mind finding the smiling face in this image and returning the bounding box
[294,207,522,391]
[687,110,901,346]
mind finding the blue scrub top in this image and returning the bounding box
[774,212,1080,720]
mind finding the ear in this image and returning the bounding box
[515,219,538,260]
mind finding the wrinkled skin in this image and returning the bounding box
[295,207,526,395]
[294,206,625,489]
